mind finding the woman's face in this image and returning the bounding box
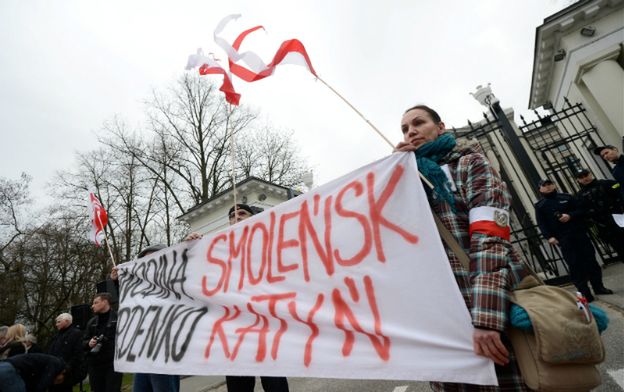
[401,108,445,149]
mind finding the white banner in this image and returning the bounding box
[115,153,497,385]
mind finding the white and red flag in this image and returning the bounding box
[89,192,108,247]
[213,14,317,82]
[185,48,241,105]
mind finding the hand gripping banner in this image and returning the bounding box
[114,153,497,385]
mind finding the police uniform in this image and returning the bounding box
[534,190,608,301]
[576,178,624,262]
[614,158,624,194]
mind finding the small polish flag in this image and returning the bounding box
[89,192,108,247]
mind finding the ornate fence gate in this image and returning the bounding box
[456,98,618,284]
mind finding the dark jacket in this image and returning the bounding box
[576,179,624,226]
[82,310,117,367]
[26,343,43,354]
[613,157,624,187]
[48,324,85,383]
[0,340,26,358]
[5,353,66,392]
[535,191,586,239]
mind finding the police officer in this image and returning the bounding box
[534,179,612,301]
[594,144,624,189]
[575,168,624,262]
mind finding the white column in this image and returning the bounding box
[581,59,624,137]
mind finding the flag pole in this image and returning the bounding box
[97,214,117,267]
[316,76,394,147]
[316,76,434,189]
[226,103,239,215]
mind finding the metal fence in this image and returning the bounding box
[456,98,618,284]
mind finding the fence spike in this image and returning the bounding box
[520,114,527,126]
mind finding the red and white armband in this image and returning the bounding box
[468,206,511,240]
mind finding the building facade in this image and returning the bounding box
[529,0,624,145]
[178,177,300,235]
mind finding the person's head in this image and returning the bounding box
[91,293,112,314]
[5,324,26,342]
[54,369,66,385]
[137,244,166,258]
[575,169,594,186]
[401,105,446,149]
[538,179,556,195]
[228,204,254,225]
[55,313,73,331]
[594,145,620,163]
[22,334,37,347]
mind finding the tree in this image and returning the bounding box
[145,73,256,205]
[236,126,309,187]
[0,173,31,325]
[0,173,31,259]
[6,72,310,343]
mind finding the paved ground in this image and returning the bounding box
[181,263,624,392]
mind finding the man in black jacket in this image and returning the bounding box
[534,179,612,301]
[48,313,86,392]
[83,293,121,392]
[0,353,66,392]
[575,169,624,263]
[594,144,624,191]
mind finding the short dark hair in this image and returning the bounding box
[404,105,442,124]
[593,145,617,155]
[228,204,254,218]
[94,292,112,305]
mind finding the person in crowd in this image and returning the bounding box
[0,326,9,358]
[22,334,42,353]
[83,293,121,392]
[395,104,529,391]
[111,244,181,392]
[575,168,624,262]
[48,313,86,392]
[0,353,66,392]
[535,179,613,301]
[0,324,26,359]
[594,144,624,188]
[0,326,8,346]
[223,203,290,392]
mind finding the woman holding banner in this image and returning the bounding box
[395,105,529,391]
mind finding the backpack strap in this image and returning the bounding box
[432,212,471,270]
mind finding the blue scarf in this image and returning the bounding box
[414,132,456,208]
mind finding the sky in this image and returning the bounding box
[0,0,570,205]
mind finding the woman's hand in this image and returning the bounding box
[393,141,419,153]
[184,232,203,241]
[473,328,509,366]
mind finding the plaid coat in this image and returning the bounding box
[427,142,531,392]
